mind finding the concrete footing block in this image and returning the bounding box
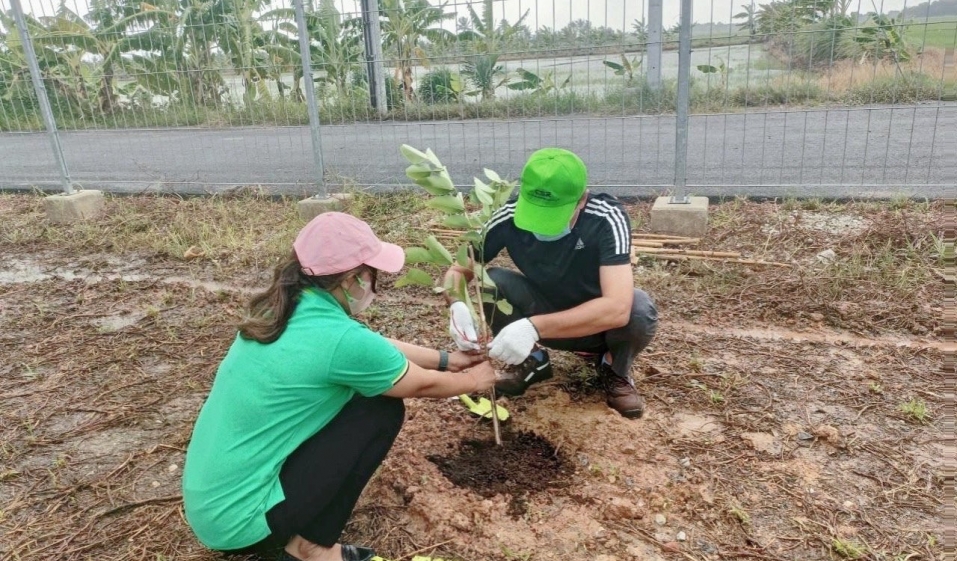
[297,193,353,221]
[649,196,710,237]
[44,190,105,224]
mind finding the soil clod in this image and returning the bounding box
[427,430,573,504]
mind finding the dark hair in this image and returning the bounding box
[238,250,370,344]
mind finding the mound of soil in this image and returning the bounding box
[427,430,574,515]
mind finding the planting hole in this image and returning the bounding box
[427,430,573,516]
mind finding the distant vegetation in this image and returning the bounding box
[0,0,954,132]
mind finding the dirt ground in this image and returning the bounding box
[0,193,950,561]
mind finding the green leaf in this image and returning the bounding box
[416,171,456,196]
[405,163,432,180]
[443,214,473,229]
[425,193,465,213]
[484,168,501,182]
[473,178,494,206]
[481,292,496,304]
[696,64,718,74]
[400,144,429,164]
[424,148,443,167]
[603,60,624,71]
[394,268,434,288]
[461,231,483,245]
[404,246,434,264]
[455,244,470,267]
[425,235,454,266]
[474,265,497,289]
[495,299,513,315]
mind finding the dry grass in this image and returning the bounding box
[0,193,949,561]
[816,48,956,91]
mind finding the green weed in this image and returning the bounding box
[730,506,750,525]
[899,397,930,423]
[832,538,867,559]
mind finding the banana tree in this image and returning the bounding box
[457,0,528,54]
[378,0,454,101]
[213,0,277,103]
[0,10,97,115]
[35,2,159,113]
[603,53,641,84]
[274,0,363,102]
[506,67,570,95]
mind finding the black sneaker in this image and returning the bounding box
[596,359,645,419]
[495,348,553,397]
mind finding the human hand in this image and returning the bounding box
[465,361,498,392]
[449,301,481,351]
[488,318,540,365]
[447,349,485,372]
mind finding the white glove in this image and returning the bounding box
[449,301,480,351]
[488,318,540,365]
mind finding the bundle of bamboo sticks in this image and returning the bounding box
[426,228,791,268]
[631,233,791,268]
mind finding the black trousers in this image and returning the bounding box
[483,267,658,379]
[226,394,405,555]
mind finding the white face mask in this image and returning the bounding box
[343,275,375,315]
[533,226,572,242]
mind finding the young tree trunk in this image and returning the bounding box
[98,63,116,113]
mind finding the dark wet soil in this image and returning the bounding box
[427,430,574,516]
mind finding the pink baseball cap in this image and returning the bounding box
[293,212,405,276]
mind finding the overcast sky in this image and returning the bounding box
[1,0,922,30]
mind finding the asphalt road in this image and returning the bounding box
[1,104,954,199]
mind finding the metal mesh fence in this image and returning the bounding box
[0,0,954,197]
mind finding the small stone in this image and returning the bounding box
[816,249,837,264]
[797,431,814,440]
[167,464,178,473]
[622,444,636,454]
[842,501,855,510]
[151,481,160,488]
[655,514,667,526]
[679,457,691,468]
[677,531,687,541]
[809,312,825,322]
[662,541,681,553]
[603,497,644,520]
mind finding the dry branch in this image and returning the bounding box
[631,233,700,241]
[633,236,701,246]
[632,250,791,268]
[635,248,742,258]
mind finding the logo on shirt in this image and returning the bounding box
[574,238,585,250]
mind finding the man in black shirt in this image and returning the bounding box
[444,148,658,418]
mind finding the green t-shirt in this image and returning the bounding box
[182,289,408,550]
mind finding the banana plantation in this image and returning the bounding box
[0,0,953,131]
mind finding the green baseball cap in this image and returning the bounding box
[514,148,588,235]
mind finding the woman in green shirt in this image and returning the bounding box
[183,212,496,561]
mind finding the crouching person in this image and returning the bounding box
[183,212,495,561]
[444,148,658,418]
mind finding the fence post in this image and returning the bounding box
[293,0,327,197]
[360,0,387,116]
[10,0,74,195]
[672,0,693,204]
[646,0,663,90]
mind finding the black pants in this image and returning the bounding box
[483,267,658,379]
[226,394,405,555]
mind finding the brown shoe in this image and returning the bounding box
[495,349,552,397]
[599,362,645,418]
